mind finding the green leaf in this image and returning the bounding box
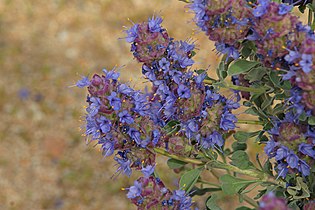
[216,60,227,80]
[230,150,252,170]
[190,186,221,197]
[232,142,247,151]
[308,116,315,125]
[179,168,203,193]
[244,66,267,82]
[219,174,256,195]
[228,59,260,76]
[233,131,259,143]
[263,159,273,176]
[167,158,187,169]
[206,194,222,210]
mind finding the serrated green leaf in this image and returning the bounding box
[206,194,221,210]
[287,177,310,199]
[230,150,252,169]
[179,168,203,193]
[228,59,260,76]
[167,158,187,169]
[219,175,256,195]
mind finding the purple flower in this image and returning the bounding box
[225,99,240,109]
[159,57,170,71]
[100,138,115,156]
[152,129,160,146]
[118,110,134,124]
[299,54,313,73]
[287,152,299,168]
[278,4,293,15]
[253,0,270,17]
[299,143,315,158]
[125,24,139,43]
[141,165,155,177]
[169,70,183,84]
[195,72,206,86]
[128,128,141,145]
[215,43,239,59]
[126,180,142,199]
[298,160,310,176]
[177,84,191,99]
[178,57,194,68]
[97,116,112,133]
[264,140,277,157]
[277,162,289,178]
[284,49,300,63]
[220,111,237,131]
[76,76,90,88]
[171,190,193,209]
[103,69,120,80]
[259,192,289,210]
[85,116,100,139]
[210,131,224,147]
[275,146,289,161]
[187,120,199,133]
[148,16,163,33]
[114,157,132,177]
[107,92,122,111]
[118,84,134,96]
[87,97,101,116]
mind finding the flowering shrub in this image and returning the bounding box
[77,0,315,209]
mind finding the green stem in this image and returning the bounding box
[203,80,267,94]
[242,194,259,208]
[153,148,203,165]
[206,160,268,180]
[237,120,264,125]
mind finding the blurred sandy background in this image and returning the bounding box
[2,0,307,210]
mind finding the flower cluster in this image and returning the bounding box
[77,70,162,177]
[126,16,240,156]
[190,0,252,58]
[258,192,290,210]
[125,169,193,209]
[190,0,309,67]
[264,112,315,177]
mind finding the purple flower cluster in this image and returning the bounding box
[190,0,309,67]
[190,0,252,57]
[126,16,239,155]
[259,192,290,210]
[264,112,315,178]
[284,36,315,115]
[126,174,193,209]
[77,69,160,177]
